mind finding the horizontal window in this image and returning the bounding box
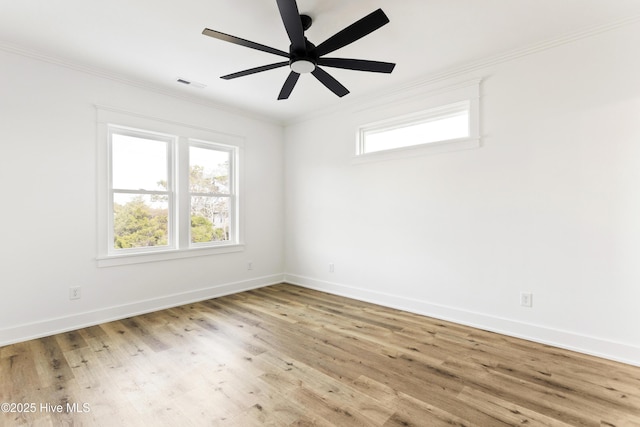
[353,79,481,163]
[358,101,473,156]
[361,102,470,154]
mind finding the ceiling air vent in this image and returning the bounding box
[176,78,206,89]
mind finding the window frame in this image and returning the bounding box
[96,106,244,267]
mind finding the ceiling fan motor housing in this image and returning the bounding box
[290,38,318,73]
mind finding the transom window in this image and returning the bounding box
[358,101,472,155]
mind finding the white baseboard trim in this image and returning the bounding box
[0,274,284,347]
[284,273,640,367]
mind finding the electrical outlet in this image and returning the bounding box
[520,292,533,307]
[69,287,81,300]
[247,261,253,271]
[329,263,335,273]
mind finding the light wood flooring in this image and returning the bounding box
[1,283,639,426]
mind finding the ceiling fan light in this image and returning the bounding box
[290,59,316,74]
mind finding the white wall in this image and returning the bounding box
[284,22,640,365]
[0,50,285,344]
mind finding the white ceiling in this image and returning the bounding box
[2,0,640,123]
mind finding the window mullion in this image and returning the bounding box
[229,148,240,241]
[166,136,177,250]
[177,137,190,249]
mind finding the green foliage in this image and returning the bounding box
[191,215,226,243]
[113,197,167,249]
[190,215,213,243]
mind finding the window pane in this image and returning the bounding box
[190,196,230,243]
[113,193,169,249]
[189,146,230,194]
[364,111,469,154]
[112,134,168,191]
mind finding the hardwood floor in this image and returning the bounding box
[1,284,639,426]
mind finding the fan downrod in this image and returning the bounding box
[300,14,312,31]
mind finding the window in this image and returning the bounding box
[188,142,235,245]
[359,101,471,154]
[110,128,174,251]
[354,80,480,162]
[97,107,243,267]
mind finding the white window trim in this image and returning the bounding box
[96,106,244,267]
[352,80,480,164]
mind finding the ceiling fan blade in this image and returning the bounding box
[278,71,301,100]
[317,58,395,73]
[276,0,306,52]
[311,67,349,97]
[316,9,390,57]
[221,61,289,80]
[202,28,289,58]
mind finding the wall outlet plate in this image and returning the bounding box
[69,287,81,300]
[520,292,533,307]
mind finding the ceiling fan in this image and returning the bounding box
[202,0,395,100]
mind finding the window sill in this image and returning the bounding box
[97,243,245,267]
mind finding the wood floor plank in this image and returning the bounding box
[455,385,577,427]
[2,283,639,426]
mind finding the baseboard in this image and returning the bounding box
[284,273,640,367]
[6,272,638,367]
[0,274,284,347]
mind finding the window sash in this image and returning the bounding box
[189,195,233,245]
[111,191,173,252]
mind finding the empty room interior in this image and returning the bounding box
[1,0,640,425]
